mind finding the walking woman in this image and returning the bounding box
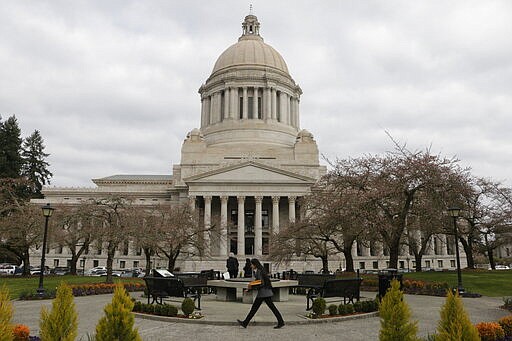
[237,258,285,329]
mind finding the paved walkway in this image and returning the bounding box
[12,291,509,340]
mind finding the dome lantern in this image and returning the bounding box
[240,14,261,41]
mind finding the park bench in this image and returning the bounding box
[143,276,202,309]
[295,274,361,310]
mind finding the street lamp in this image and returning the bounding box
[37,203,54,297]
[82,256,87,276]
[448,206,464,294]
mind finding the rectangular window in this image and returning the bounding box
[136,248,142,256]
[356,243,362,257]
[123,241,129,256]
[438,260,443,268]
[239,97,243,118]
[93,260,99,267]
[57,245,63,254]
[412,261,416,267]
[450,260,456,267]
[53,259,59,267]
[120,261,126,269]
[133,261,139,268]
[372,261,379,269]
[220,92,225,121]
[507,248,510,257]
[258,97,262,119]
[399,261,405,269]
[425,260,431,268]
[276,93,281,122]
[262,210,269,228]
[359,261,365,270]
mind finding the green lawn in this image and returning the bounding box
[0,275,143,299]
[404,270,512,297]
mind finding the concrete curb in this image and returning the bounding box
[134,311,379,326]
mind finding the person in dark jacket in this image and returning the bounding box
[237,258,284,329]
[226,252,239,278]
[243,258,253,278]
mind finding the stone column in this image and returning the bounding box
[440,234,448,255]
[220,196,228,257]
[265,87,271,120]
[188,196,196,213]
[296,97,300,129]
[272,196,280,234]
[286,94,291,125]
[254,196,263,256]
[352,240,358,258]
[229,87,237,119]
[205,96,211,125]
[279,92,287,124]
[252,87,258,119]
[200,98,206,127]
[242,87,248,119]
[288,196,296,224]
[271,88,277,120]
[215,92,222,123]
[223,89,229,121]
[237,196,245,255]
[203,196,212,255]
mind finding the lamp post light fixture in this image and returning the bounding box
[448,206,464,294]
[37,203,54,297]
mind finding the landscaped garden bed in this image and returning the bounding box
[132,298,203,319]
[18,281,145,300]
[303,297,379,319]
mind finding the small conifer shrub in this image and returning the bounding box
[181,298,195,316]
[436,289,480,341]
[379,279,419,341]
[95,284,141,341]
[39,282,78,341]
[0,284,14,341]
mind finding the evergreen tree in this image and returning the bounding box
[0,284,14,341]
[0,116,23,179]
[39,282,78,341]
[379,279,419,341]
[21,130,52,197]
[95,284,141,341]
[436,290,480,341]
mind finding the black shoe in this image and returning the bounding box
[237,319,247,328]
[274,323,285,329]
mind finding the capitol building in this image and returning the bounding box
[32,14,462,273]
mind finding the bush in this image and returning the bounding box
[181,298,195,316]
[12,324,30,341]
[345,304,355,314]
[498,315,512,337]
[503,297,512,312]
[379,279,419,341]
[338,304,347,315]
[0,284,13,341]
[361,300,379,313]
[328,304,338,315]
[475,322,505,341]
[311,298,326,317]
[39,282,78,341]
[353,301,363,313]
[95,284,141,341]
[133,302,178,317]
[436,290,480,341]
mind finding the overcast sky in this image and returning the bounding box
[1,1,511,187]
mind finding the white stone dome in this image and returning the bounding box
[212,37,289,75]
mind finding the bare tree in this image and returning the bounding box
[0,204,44,275]
[51,203,97,275]
[89,196,131,283]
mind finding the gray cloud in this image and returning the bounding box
[1,0,511,187]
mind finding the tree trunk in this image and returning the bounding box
[343,246,355,272]
[105,243,116,284]
[414,253,423,272]
[168,249,180,272]
[69,254,78,275]
[459,237,475,269]
[144,248,152,276]
[22,250,30,276]
[388,238,400,269]
[321,256,329,274]
[487,247,495,270]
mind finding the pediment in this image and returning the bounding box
[184,161,315,184]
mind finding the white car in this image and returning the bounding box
[488,265,510,270]
[0,264,17,275]
[84,266,107,276]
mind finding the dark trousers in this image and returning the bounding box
[229,270,237,278]
[243,296,284,325]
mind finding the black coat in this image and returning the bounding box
[226,257,239,271]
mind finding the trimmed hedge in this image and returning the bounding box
[132,301,178,317]
[19,282,145,300]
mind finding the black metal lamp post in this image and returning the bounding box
[37,203,54,297]
[82,256,87,276]
[448,206,464,294]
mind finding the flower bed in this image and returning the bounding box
[132,301,203,319]
[360,276,451,297]
[18,282,145,300]
[304,299,379,319]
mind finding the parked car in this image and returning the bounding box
[51,267,71,275]
[0,264,18,275]
[84,266,107,276]
[489,265,510,270]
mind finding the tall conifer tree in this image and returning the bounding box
[21,130,52,197]
[0,116,23,179]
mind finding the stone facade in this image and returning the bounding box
[31,14,466,273]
